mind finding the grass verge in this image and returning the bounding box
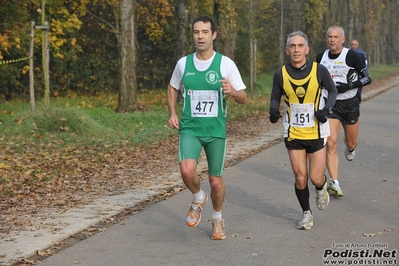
[0,64,398,150]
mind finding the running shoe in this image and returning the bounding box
[211,218,226,240]
[316,177,330,210]
[327,179,343,198]
[343,137,356,161]
[186,193,208,227]
[344,147,356,161]
[296,210,313,230]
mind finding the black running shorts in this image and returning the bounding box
[329,97,360,124]
[284,137,327,153]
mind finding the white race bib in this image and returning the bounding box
[190,90,219,117]
[290,103,315,127]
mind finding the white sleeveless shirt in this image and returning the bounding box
[320,48,358,100]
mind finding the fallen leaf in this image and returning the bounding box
[0,163,11,169]
[362,233,376,237]
[37,249,52,256]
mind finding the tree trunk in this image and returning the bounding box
[175,0,188,101]
[213,0,237,60]
[41,0,50,108]
[249,0,254,89]
[117,0,137,113]
[175,0,188,60]
[347,0,353,41]
[30,21,36,112]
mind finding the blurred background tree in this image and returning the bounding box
[0,0,398,103]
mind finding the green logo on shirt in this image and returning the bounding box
[205,70,220,85]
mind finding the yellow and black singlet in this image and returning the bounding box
[282,62,330,140]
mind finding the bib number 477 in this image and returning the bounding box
[196,101,214,113]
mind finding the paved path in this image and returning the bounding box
[32,86,399,266]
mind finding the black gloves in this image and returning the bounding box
[315,106,331,123]
[336,82,353,93]
[269,108,282,123]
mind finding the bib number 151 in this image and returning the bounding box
[290,103,314,127]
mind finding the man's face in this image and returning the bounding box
[193,21,216,53]
[285,35,309,65]
[327,28,345,53]
[350,40,359,51]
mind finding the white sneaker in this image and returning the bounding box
[316,177,330,210]
[327,179,343,198]
[343,138,356,161]
[344,147,356,161]
[296,210,313,230]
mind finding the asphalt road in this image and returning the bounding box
[34,85,399,266]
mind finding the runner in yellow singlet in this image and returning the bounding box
[269,31,338,230]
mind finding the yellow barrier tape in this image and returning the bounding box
[0,56,31,65]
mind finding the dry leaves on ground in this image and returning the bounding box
[0,109,279,238]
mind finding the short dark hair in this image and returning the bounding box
[192,15,217,34]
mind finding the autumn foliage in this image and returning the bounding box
[1,0,398,101]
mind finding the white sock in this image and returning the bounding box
[193,190,205,202]
[212,209,222,220]
[334,180,340,185]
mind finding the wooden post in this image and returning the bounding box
[40,0,50,108]
[36,22,50,108]
[249,0,254,89]
[253,39,257,86]
[29,21,36,112]
[43,21,50,108]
